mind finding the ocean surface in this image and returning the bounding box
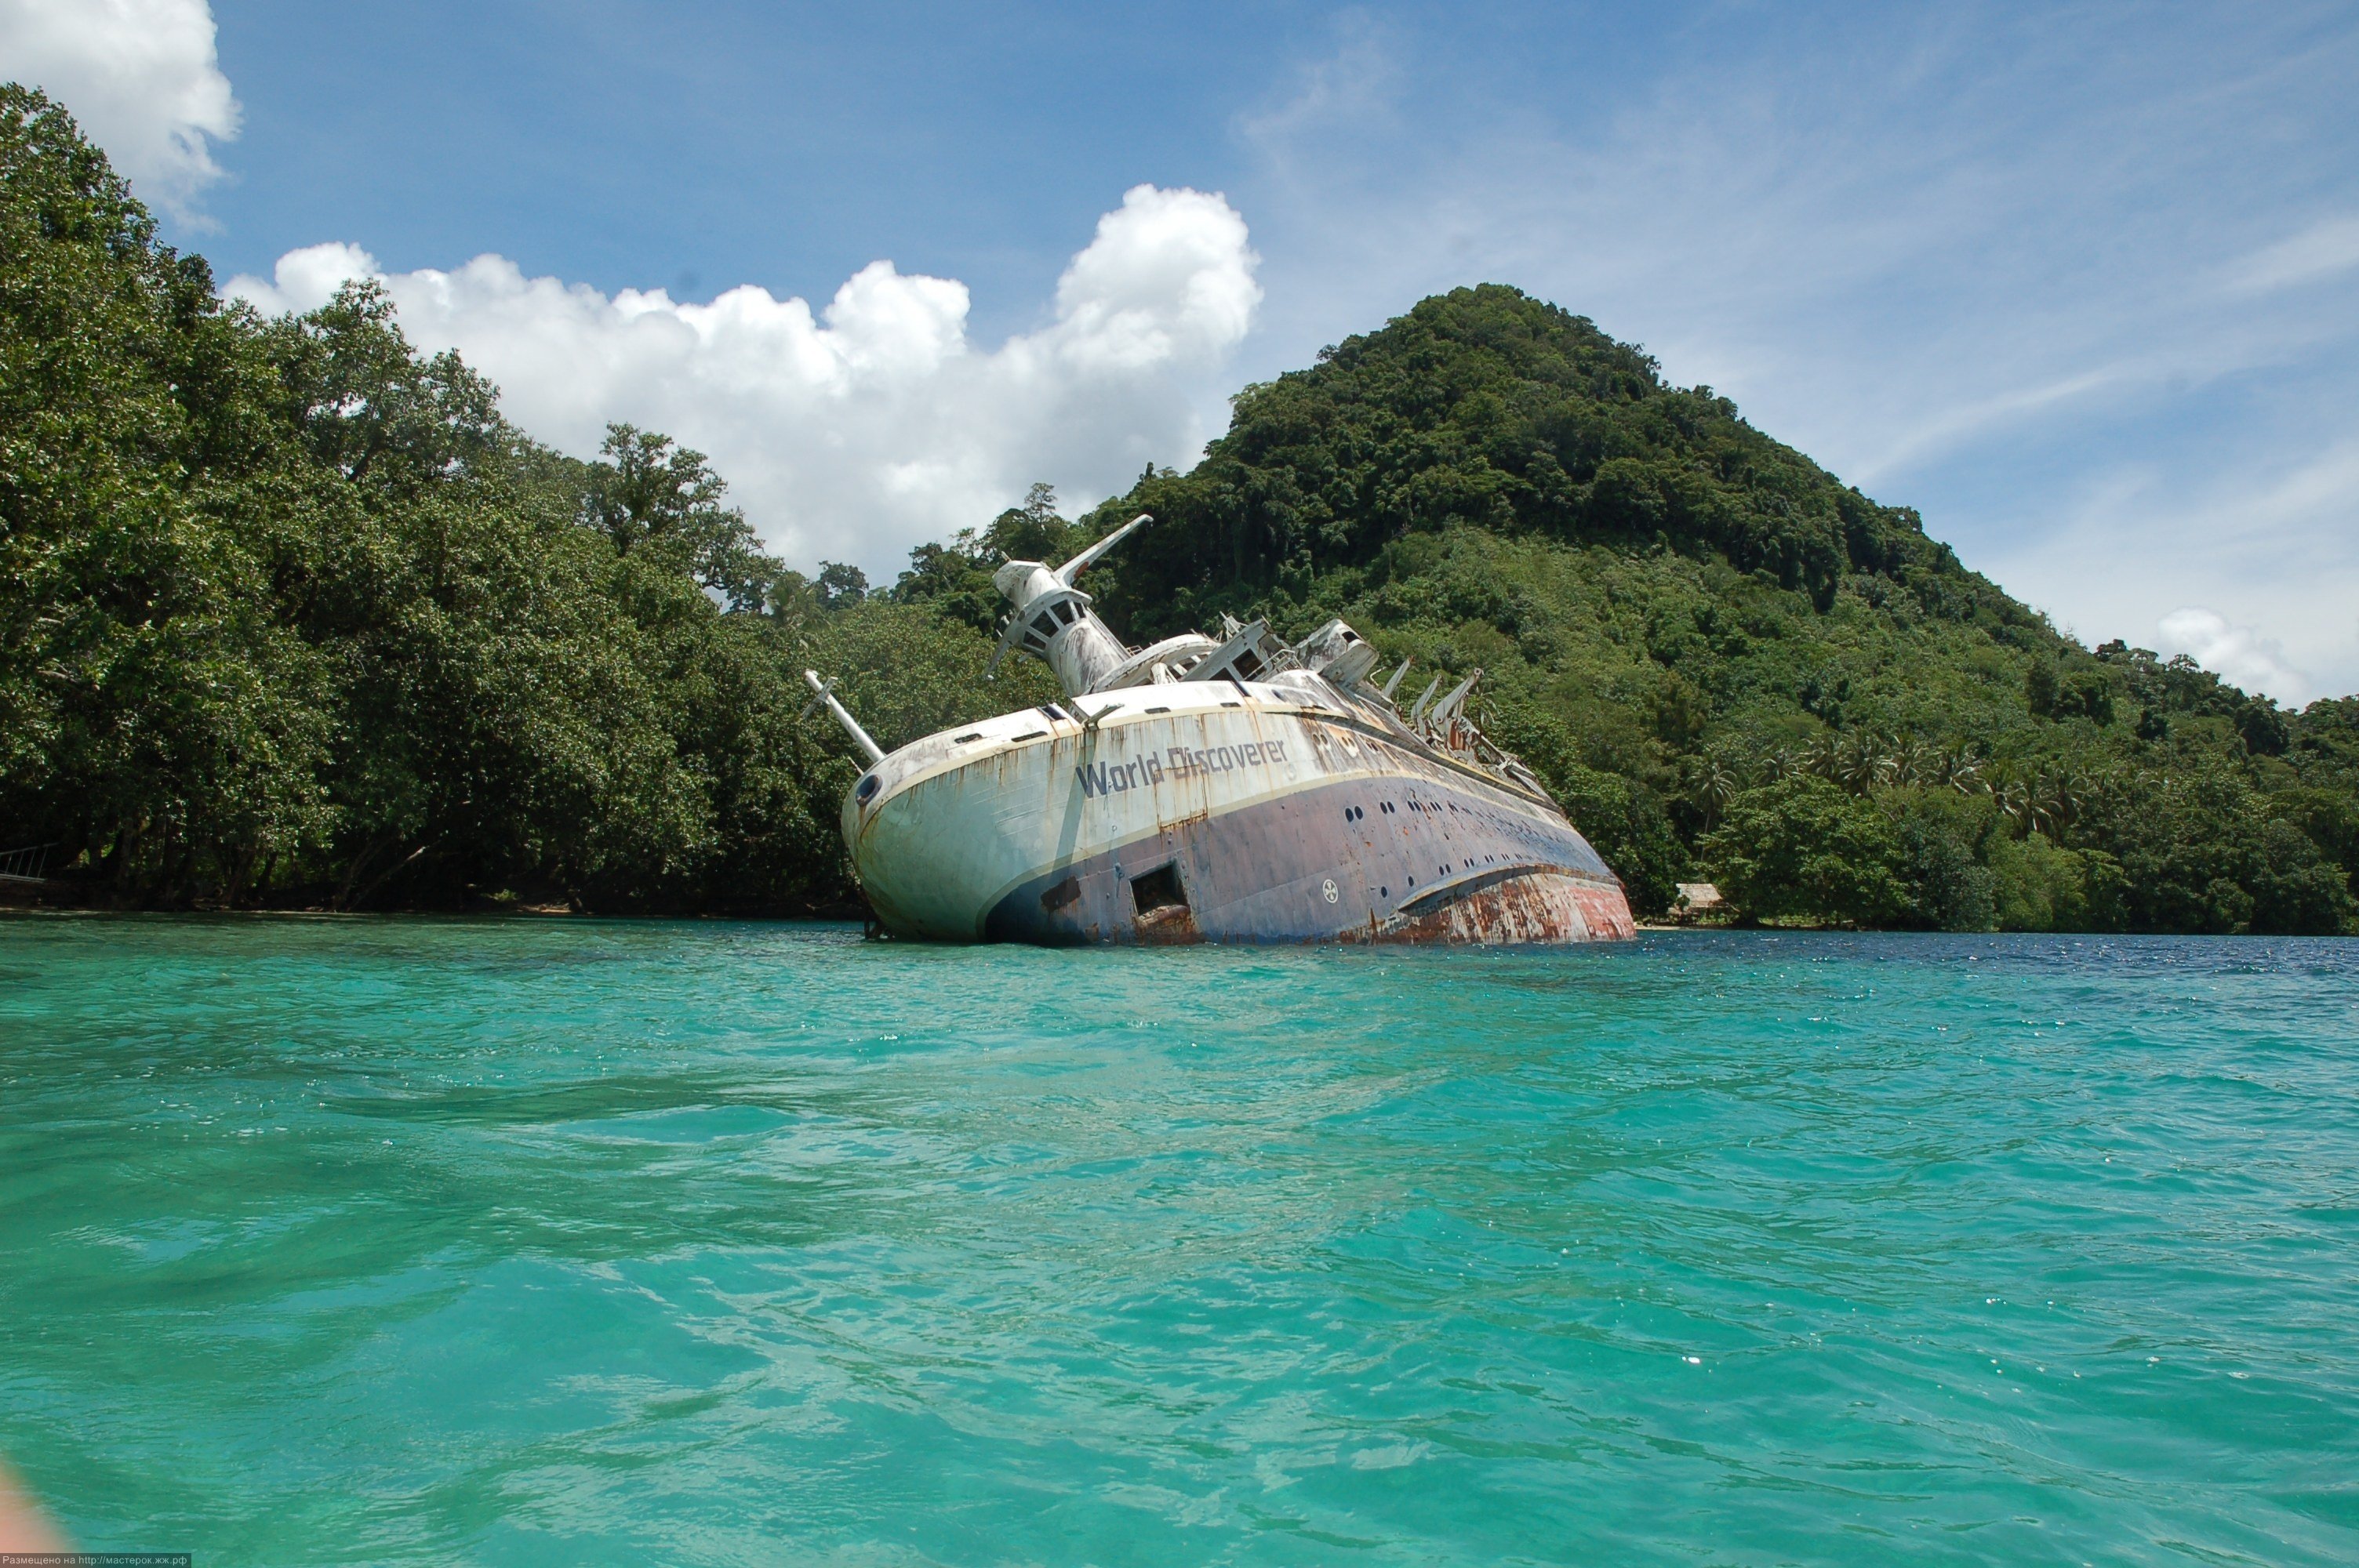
[2,918,2355,1566]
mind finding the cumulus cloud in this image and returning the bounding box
[2157,609,2308,701]
[227,185,1260,575]
[0,0,239,221]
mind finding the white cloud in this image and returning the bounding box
[1986,436,2359,704]
[2226,215,2359,294]
[1238,12,1401,154]
[0,0,238,222]
[2157,609,2307,700]
[227,186,1260,575]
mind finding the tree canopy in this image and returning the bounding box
[0,85,1044,913]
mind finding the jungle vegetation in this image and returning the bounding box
[896,299,2359,935]
[5,85,2354,932]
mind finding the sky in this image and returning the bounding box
[5,0,2357,703]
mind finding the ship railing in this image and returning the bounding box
[0,842,56,884]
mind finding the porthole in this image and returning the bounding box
[855,774,881,803]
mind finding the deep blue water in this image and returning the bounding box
[2,918,2355,1565]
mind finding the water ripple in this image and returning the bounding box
[3,917,2356,1564]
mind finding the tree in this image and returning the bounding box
[583,424,783,612]
[1702,779,1910,926]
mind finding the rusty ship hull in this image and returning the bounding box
[843,680,1634,946]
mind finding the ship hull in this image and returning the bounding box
[843,685,1634,946]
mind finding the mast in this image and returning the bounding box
[801,670,884,764]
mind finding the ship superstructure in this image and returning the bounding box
[806,515,1634,946]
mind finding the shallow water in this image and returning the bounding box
[2,917,2355,1566]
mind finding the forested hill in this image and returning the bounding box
[5,84,2356,931]
[903,288,2359,934]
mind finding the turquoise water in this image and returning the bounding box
[2,919,2356,1566]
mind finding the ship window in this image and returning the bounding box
[1145,706,1170,713]
[953,732,983,743]
[1220,702,1242,709]
[1012,730,1048,742]
[1233,648,1264,677]
[1128,862,1187,916]
[1054,601,1076,625]
[1033,612,1060,637]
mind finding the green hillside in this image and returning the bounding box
[5,84,2354,931]
[900,289,2359,933]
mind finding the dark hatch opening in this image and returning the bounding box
[1128,862,1187,915]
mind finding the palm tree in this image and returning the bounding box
[1834,731,1888,796]
[1688,754,1743,827]
[1932,745,1983,794]
[1990,776,2031,833]
[2028,766,2087,837]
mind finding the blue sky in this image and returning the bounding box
[8,1,2357,701]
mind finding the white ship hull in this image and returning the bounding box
[844,681,1634,946]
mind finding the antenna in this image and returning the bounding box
[1054,514,1151,586]
[1430,670,1481,727]
[984,610,1029,679]
[1407,673,1444,726]
[801,670,884,763]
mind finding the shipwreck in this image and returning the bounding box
[804,514,1634,946]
